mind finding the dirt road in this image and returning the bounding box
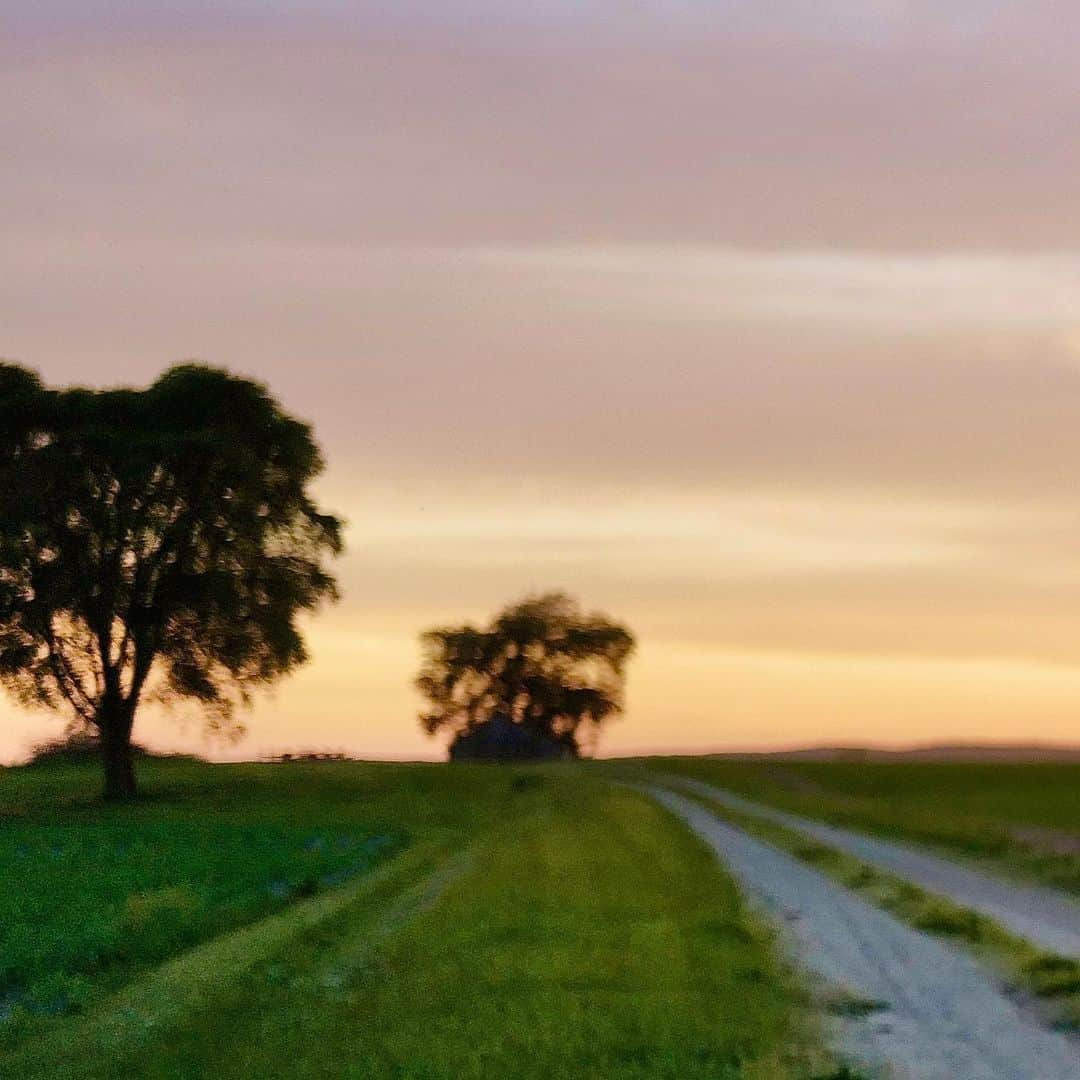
[649,786,1079,1080]
[668,776,1080,959]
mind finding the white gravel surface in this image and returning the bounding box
[667,775,1080,959]
[648,785,1080,1080]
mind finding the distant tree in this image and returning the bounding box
[417,592,635,759]
[0,363,343,799]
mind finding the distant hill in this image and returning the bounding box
[712,743,1080,763]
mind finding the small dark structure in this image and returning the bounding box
[448,713,572,763]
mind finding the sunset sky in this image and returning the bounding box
[5,2,1080,762]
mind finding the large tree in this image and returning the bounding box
[0,363,342,798]
[417,592,635,759]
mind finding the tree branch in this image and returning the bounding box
[42,619,96,724]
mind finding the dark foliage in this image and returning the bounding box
[272,751,351,763]
[418,592,635,759]
[27,730,134,765]
[0,363,342,797]
[25,730,200,767]
[449,712,570,762]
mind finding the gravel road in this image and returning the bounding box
[648,785,1080,1080]
[667,775,1080,958]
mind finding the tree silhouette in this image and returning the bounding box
[417,592,635,759]
[0,363,342,798]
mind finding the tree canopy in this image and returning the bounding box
[0,363,342,797]
[417,592,635,759]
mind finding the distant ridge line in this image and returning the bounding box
[690,743,1080,763]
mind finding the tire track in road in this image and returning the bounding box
[648,785,1079,1080]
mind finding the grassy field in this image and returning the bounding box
[0,758,838,1079]
[642,758,1080,893]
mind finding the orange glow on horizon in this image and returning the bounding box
[6,8,1080,762]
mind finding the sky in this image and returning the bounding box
[4,1,1080,761]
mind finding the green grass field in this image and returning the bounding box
[0,759,836,1079]
[644,758,1080,893]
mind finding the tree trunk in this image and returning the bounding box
[100,705,138,800]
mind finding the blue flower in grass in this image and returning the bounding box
[267,879,291,900]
